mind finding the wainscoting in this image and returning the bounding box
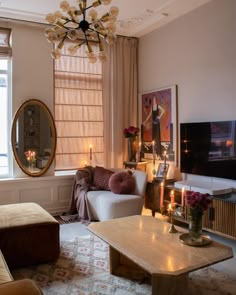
[0,174,74,215]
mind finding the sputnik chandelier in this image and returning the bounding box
[45,0,119,63]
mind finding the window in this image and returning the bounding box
[0,28,12,178]
[54,42,104,170]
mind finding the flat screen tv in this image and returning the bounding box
[180,121,236,180]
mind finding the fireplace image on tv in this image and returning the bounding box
[180,121,236,181]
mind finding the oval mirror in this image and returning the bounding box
[11,99,57,177]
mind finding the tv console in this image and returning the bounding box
[172,183,236,239]
[174,180,232,195]
[145,180,236,238]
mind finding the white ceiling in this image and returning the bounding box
[0,0,213,37]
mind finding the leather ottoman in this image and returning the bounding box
[0,203,59,268]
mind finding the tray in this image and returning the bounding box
[179,233,212,247]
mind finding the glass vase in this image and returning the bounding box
[188,210,203,242]
[127,137,137,162]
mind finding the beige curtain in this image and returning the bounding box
[102,36,138,168]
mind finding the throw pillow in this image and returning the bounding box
[93,166,114,190]
[109,170,135,194]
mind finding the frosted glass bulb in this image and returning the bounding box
[86,50,94,57]
[44,28,54,37]
[105,21,116,32]
[87,31,97,40]
[98,54,106,63]
[46,13,57,24]
[60,1,70,12]
[106,33,116,45]
[51,48,61,59]
[88,9,98,21]
[109,6,119,17]
[46,32,57,43]
[101,0,112,5]
[88,56,97,63]
[54,11,62,19]
[68,45,78,55]
[67,29,78,40]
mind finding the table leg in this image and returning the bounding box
[152,273,188,295]
[109,246,150,282]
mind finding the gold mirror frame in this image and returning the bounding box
[11,99,57,177]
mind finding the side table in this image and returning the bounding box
[123,161,148,172]
[145,178,175,216]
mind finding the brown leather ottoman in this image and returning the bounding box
[0,203,59,269]
[0,279,43,295]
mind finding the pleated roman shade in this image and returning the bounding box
[54,42,104,170]
[0,28,12,58]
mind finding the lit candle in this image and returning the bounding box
[163,150,167,168]
[89,144,92,161]
[168,203,173,213]
[160,182,164,208]
[170,190,175,205]
[84,160,87,167]
[139,142,142,162]
[152,140,155,164]
[181,187,185,207]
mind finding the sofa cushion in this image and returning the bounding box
[109,170,135,194]
[93,166,114,190]
[87,190,144,221]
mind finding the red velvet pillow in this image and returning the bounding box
[93,166,114,190]
[109,170,135,194]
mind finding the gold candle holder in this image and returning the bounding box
[168,203,178,234]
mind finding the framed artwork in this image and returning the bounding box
[139,85,178,165]
[156,163,169,178]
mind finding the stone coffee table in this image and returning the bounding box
[88,215,233,295]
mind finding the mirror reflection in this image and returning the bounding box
[12,99,57,177]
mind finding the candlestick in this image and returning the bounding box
[152,140,155,164]
[160,182,164,208]
[163,150,167,168]
[168,203,178,233]
[139,141,142,162]
[181,187,185,207]
[89,144,92,161]
[170,189,175,205]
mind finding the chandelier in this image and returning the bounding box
[45,0,119,63]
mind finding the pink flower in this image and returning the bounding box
[123,126,140,138]
[185,191,211,212]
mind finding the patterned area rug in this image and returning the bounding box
[12,235,236,295]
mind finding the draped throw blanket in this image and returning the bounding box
[67,166,97,221]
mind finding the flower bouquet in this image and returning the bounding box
[123,126,140,138]
[123,126,140,162]
[185,190,211,243]
[185,190,211,217]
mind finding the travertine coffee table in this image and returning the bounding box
[88,215,233,295]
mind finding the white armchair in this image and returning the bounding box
[86,169,147,221]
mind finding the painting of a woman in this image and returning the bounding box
[141,86,175,161]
